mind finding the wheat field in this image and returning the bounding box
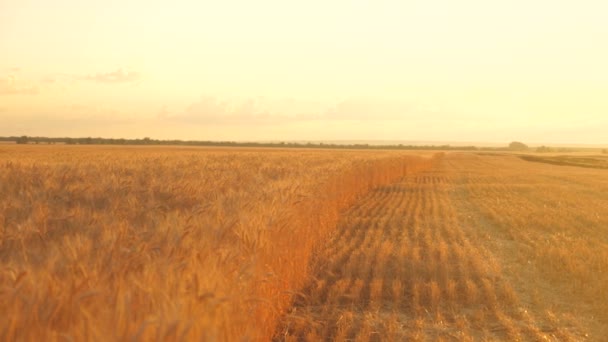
[2,146,607,341]
[0,145,434,341]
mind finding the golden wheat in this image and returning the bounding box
[0,145,434,341]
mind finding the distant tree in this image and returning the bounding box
[508,141,529,151]
[16,136,29,144]
[536,145,553,153]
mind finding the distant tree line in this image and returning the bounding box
[1,136,595,152]
[535,145,576,153]
[1,135,488,150]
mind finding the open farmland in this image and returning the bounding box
[2,147,608,341]
[275,153,608,341]
[519,154,608,169]
[0,145,434,341]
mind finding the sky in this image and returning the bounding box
[1,0,607,144]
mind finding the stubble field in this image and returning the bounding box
[277,153,608,340]
[1,146,607,341]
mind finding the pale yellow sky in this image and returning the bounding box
[1,0,607,144]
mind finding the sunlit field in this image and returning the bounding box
[3,0,608,340]
[2,146,607,341]
[277,152,608,341]
[0,145,434,341]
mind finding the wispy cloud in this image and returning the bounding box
[23,68,143,87]
[163,96,430,125]
[164,96,320,125]
[1,67,144,93]
[60,104,136,124]
[41,76,59,84]
[79,68,141,84]
[325,98,416,120]
[0,74,39,95]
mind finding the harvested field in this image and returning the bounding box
[518,154,608,169]
[276,153,608,341]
